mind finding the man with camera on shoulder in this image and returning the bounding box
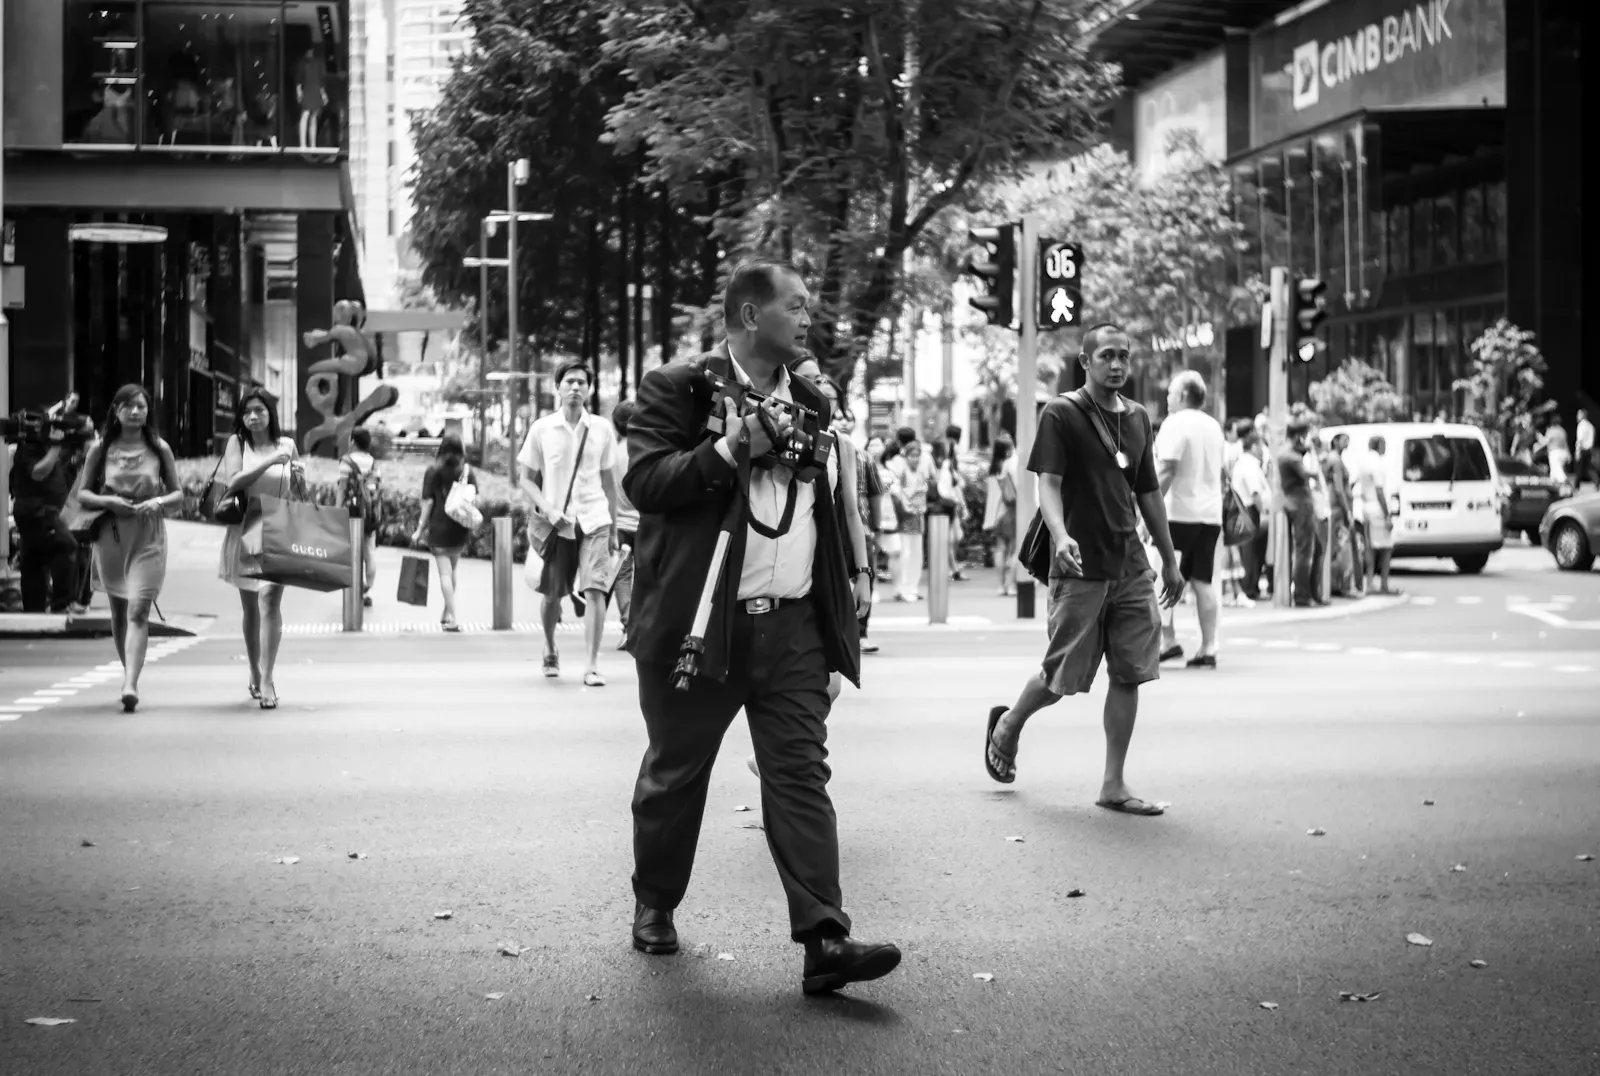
[9,402,90,615]
[622,259,897,997]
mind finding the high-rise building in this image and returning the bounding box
[347,0,466,308]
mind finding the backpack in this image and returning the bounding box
[341,455,384,525]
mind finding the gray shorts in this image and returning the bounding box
[1040,570,1163,696]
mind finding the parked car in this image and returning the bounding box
[1539,491,1600,571]
[1320,422,1503,574]
[1497,457,1572,545]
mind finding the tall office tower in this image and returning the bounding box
[392,0,470,301]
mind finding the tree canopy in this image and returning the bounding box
[408,0,1123,392]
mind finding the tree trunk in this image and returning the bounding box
[658,187,674,363]
[616,178,632,402]
[632,179,646,391]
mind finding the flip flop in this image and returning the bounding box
[984,705,1016,784]
[1096,797,1165,816]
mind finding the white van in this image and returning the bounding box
[1318,422,1504,574]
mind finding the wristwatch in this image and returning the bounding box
[852,568,873,580]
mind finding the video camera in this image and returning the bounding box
[1,394,96,448]
[703,372,834,483]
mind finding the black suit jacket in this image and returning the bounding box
[623,346,861,688]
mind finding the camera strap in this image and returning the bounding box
[734,436,800,539]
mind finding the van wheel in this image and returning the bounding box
[1551,521,1595,572]
[1453,553,1490,575]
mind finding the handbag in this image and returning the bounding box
[239,482,354,592]
[526,424,588,560]
[444,464,484,530]
[200,448,246,525]
[1221,463,1258,547]
[396,552,430,606]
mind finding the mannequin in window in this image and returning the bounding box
[294,47,328,148]
[82,83,136,144]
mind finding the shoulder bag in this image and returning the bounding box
[526,424,589,560]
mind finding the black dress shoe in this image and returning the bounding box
[801,935,902,995]
[632,902,678,955]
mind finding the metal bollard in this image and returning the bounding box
[342,516,364,632]
[927,513,950,625]
[492,516,514,630]
[1272,506,1293,607]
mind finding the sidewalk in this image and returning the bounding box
[2,520,1406,637]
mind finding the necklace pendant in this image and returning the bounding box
[1115,450,1130,470]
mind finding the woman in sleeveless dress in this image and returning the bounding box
[75,384,182,712]
[217,387,301,709]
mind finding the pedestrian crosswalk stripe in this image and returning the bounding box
[1554,664,1593,673]
[1348,646,1387,655]
[1456,596,1483,604]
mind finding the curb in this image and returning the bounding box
[244,595,1411,638]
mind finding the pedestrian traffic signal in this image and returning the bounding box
[965,224,1015,329]
[1292,276,1328,362]
[1038,240,1083,331]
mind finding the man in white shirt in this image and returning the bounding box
[1154,370,1226,667]
[518,362,619,685]
[1576,408,1596,489]
[621,259,894,996]
[1231,426,1272,599]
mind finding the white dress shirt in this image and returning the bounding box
[711,353,838,600]
[518,410,617,535]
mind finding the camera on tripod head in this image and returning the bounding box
[1,393,96,448]
[703,372,834,484]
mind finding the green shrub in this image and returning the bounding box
[176,455,535,561]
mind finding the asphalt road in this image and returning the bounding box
[2,544,1597,1076]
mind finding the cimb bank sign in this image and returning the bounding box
[1292,0,1455,110]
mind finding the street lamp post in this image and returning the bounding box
[506,159,528,457]
[466,200,552,472]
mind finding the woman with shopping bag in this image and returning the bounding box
[411,434,478,632]
[73,384,183,712]
[216,388,299,709]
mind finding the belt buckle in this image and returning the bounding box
[744,597,776,614]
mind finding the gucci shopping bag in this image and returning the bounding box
[239,493,354,592]
[397,552,431,606]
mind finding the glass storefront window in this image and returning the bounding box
[1313,135,1347,302]
[1461,186,1485,263]
[64,1,142,147]
[1259,156,1288,274]
[1436,308,1460,416]
[1231,165,1262,285]
[1414,310,1436,398]
[1285,144,1315,277]
[142,5,284,150]
[284,3,347,153]
[1484,180,1508,259]
[1432,192,1458,268]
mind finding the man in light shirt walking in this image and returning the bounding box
[1576,408,1596,490]
[1155,371,1226,668]
[519,362,620,686]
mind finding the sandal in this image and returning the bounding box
[248,681,261,700]
[984,705,1016,784]
[259,686,279,710]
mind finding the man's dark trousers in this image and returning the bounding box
[1287,502,1321,606]
[632,601,850,942]
[17,510,78,613]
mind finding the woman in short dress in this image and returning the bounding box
[76,384,182,712]
[411,434,477,632]
[217,388,300,709]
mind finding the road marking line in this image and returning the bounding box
[1456,596,1484,605]
[1396,651,1433,660]
[1507,603,1600,631]
[1263,640,1299,649]
[1412,597,1437,605]
[1554,665,1593,674]
[17,696,63,704]
[1303,643,1342,652]
[1348,646,1387,656]
[1443,655,1479,666]
[1496,660,1535,669]
[34,689,80,696]
[0,706,44,714]
[1229,637,1259,646]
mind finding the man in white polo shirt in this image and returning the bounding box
[1155,370,1226,668]
[519,362,619,685]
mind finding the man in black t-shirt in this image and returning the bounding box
[11,429,82,614]
[983,324,1185,816]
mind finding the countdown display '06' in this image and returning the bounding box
[1038,241,1083,331]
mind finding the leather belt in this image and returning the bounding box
[741,596,785,614]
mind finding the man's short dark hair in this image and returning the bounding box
[1287,419,1312,440]
[1080,322,1128,356]
[723,259,803,329]
[896,426,917,446]
[349,426,372,451]
[1233,418,1255,440]
[611,399,636,438]
[555,361,593,386]
[945,424,962,441]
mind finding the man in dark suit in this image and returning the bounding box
[623,259,899,996]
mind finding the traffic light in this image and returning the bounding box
[1291,275,1328,362]
[965,224,1015,328]
[1038,240,1083,331]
